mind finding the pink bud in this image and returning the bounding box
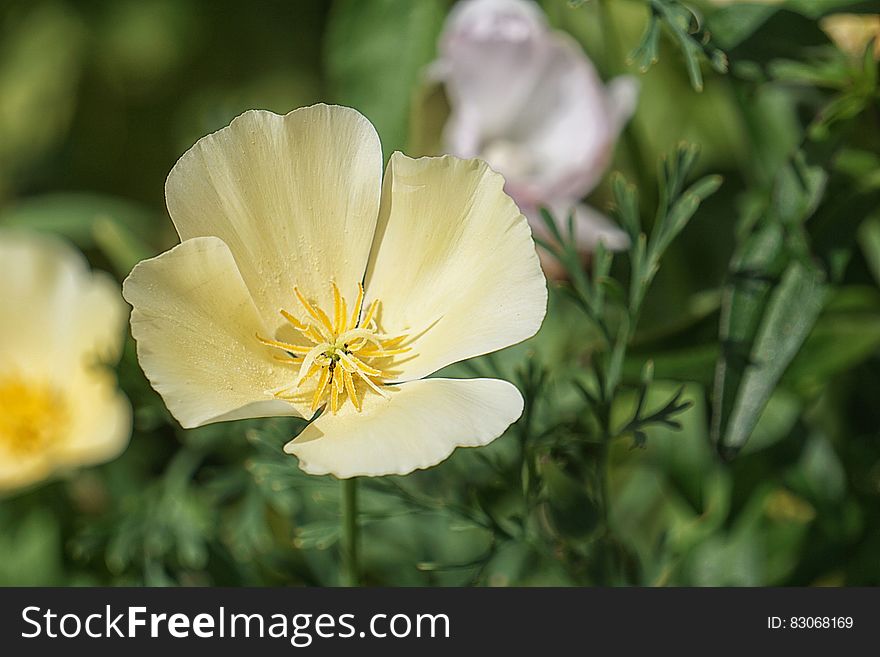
[433,0,639,255]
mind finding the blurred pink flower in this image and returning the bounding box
[432,0,638,255]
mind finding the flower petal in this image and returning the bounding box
[0,231,126,375]
[0,231,132,492]
[123,236,303,428]
[56,370,132,468]
[606,75,640,134]
[437,1,639,208]
[505,32,623,203]
[437,0,550,155]
[0,450,52,494]
[285,377,523,477]
[364,153,547,382]
[165,104,382,329]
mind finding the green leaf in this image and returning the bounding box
[708,0,871,50]
[648,173,723,265]
[719,261,827,457]
[784,0,876,19]
[92,216,153,278]
[770,153,827,226]
[325,0,446,159]
[611,173,641,240]
[540,459,600,540]
[739,389,802,455]
[794,432,847,503]
[783,286,880,394]
[712,223,786,448]
[858,215,880,286]
[713,150,830,453]
[648,0,728,92]
[294,520,341,551]
[629,12,660,73]
[0,510,62,586]
[0,192,161,252]
[707,3,779,50]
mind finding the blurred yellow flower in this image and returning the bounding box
[820,14,880,60]
[123,104,547,478]
[0,232,131,493]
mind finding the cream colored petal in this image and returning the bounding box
[0,230,73,362]
[165,105,382,330]
[69,271,129,364]
[0,372,131,494]
[0,231,126,376]
[0,450,52,495]
[0,231,131,492]
[55,369,132,468]
[285,377,523,477]
[123,236,303,428]
[363,153,547,381]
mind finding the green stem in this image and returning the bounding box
[598,433,612,523]
[341,477,359,586]
[595,368,618,585]
[597,0,654,205]
[595,438,617,585]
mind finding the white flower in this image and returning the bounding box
[123,104,547,478]
[0,232,131,492]
[432,0,638,254]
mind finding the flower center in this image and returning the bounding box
[0,375,67,455]
[258,283,408,415]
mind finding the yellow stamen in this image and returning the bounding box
[295,287,335,336]
[261,282,408,414]
[332,282,344,334]
[348,283,364,332]
[279,309,307,331]
[345,360,390,398]
[343,370,361,412]
[311,368,331,412]
[330,371,340,414]
[347,354,382,377]
[280,309,325,344]
[257,334,311,354]
[381,335,407,348]
[295,362,322,386]
[361,298,380,328]
[0,376,68,455]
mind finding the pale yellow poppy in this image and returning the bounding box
[123,104,547,478]
[0,232,131,492]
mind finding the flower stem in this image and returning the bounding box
[341,477,359,586]
[597,0,653,203]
